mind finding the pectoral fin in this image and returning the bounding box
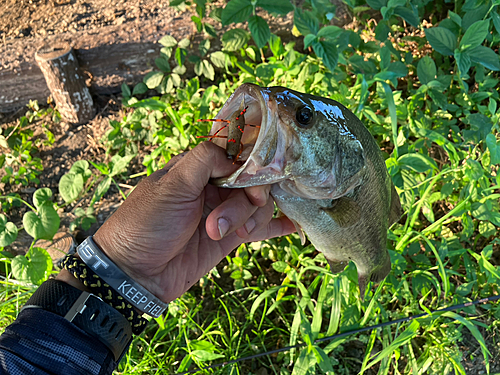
[321,197,361,228]
[277,210,307,245]
[388,183,402,226]
[357,255,392,300]
[327,259,348,274]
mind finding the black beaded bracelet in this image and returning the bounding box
[61,254,149,335]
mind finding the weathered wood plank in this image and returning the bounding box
[0,15,194,113]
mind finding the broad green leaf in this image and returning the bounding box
[59,173,84,203]
[268,34,282,57]
[448,10,461,26]
[165,105,187,139]
[455,50,471,76]
[23,205,60,241]
[366,0,387,10]
[459,19,490,50]
[222,29,250,51]
[171,73,181,86]
[143,71,164,89]
[0,214,18,247]
[486,134,500,165]
[425,27,457,55]
[175,47,188,66]
[312,345,334,372]
[387,0,405,7]
[121,82,131,97]
[131,98,169,111]
[132,82,148,96]
[11,247,52,285]
[462,3,489,30]
[91,176,112,206]
[201,60,215,80]
[178,38,190,49]
[159,35,177,47]
[428,88,448,109]
[393,6,419,27]
[387,61,408,77]
[417,55,436,84]
[256,0,293,14]
[294,8,319,36]
[272,261,288,272]
[313,40,338,72]
[375,20,391,41]
[248,15,270,49]
[304,34,317,49]
[488,98,498,116]
[493,12,500,35]
[198,39,210,56]
[33,188,53,209]
[70,160,90,176]
[317,25,343,39]
[110,154,135,177]
[292,348,315,375]
[221,0,252,25]
[210,51,227,68]
[160,46,173,59]
[463,113,493,143]
[468,46,500,71]
[155,57,171,73]
[191,350,224,361]
[465,159,484,180]
[190,340,216,352]
[381,82,398,157]
[299,310,313,347]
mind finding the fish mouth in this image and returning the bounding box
[211,83,290,188]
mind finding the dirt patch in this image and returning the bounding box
[0,0,184,40]
[1,95,128,255]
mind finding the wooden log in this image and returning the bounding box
[35,42,95,124]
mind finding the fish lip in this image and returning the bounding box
[212,84,289,188]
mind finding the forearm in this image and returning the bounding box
[0,277,118,375]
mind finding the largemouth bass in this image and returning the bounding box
[209,83,402,296]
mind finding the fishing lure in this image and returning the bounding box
[196,104,259,163]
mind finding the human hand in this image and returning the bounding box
[92,142,296,303]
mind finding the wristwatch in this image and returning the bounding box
[22,279,133,362]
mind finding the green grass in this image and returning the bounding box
[2,0,500,373]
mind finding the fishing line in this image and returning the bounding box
[175,294,500,374]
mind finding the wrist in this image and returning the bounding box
[72,237,167,318]
[93,227,165,303]
[56,265,90,292]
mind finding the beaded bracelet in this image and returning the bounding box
[61,254,148,335]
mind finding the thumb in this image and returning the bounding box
[159,142,239,196]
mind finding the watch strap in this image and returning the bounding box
[23,279,133,362]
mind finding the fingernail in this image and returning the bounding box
[218,217,230,239]
[244,217,256,234]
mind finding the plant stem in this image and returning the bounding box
[0,196,36,211]
[112,178,128,200]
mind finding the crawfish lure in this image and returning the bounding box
[197,102,257,163]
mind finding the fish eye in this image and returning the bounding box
[296,105,314,127]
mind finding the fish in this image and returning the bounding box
[208,83,402,296]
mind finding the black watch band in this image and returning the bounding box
[22,279,133,362]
